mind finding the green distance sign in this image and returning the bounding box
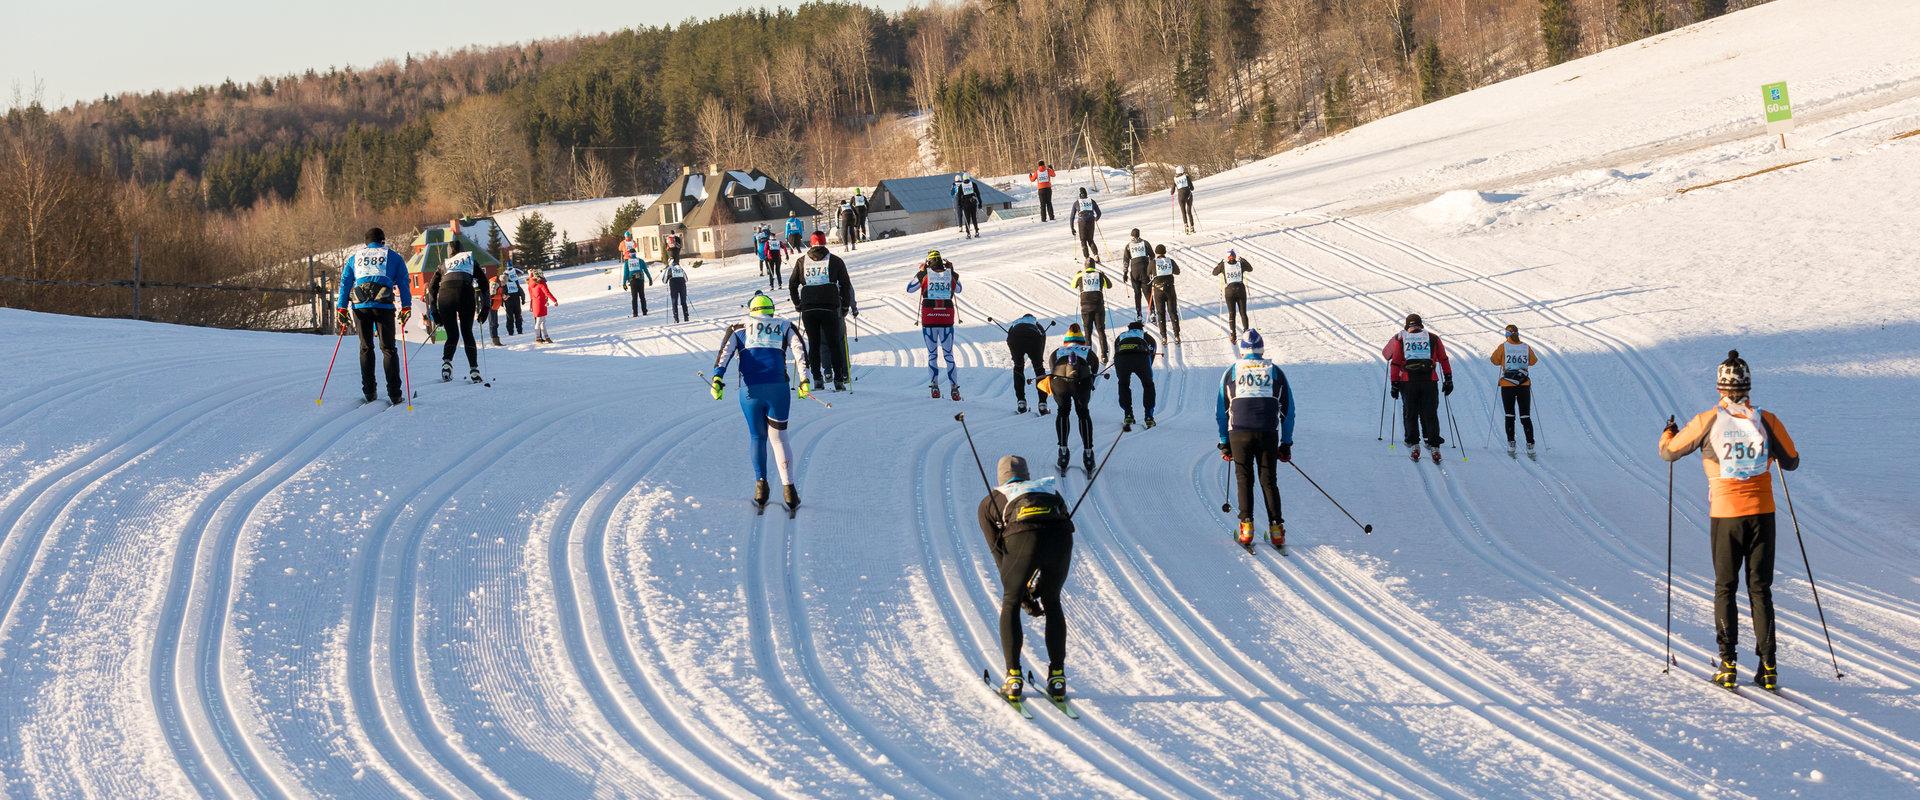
[1763,82,1793,124]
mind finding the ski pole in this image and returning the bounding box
[1780,471,1844,679]
[1375,375,1388,441]
[984,316,1010,334]
[400,319,414,411]
[316,325,345,406]
[1219,458,1232,514]
[1389,391,1400,450]
[1445,388,1467,462]
[1288,462,1373,534]
[1067,426,1126,519]
[953,413,993,493]
[1663,416,1674,673]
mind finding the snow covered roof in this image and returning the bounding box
[872,173,1016,214]
[637,168,819,229]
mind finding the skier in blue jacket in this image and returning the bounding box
[621,255,654,317]
[334,227,413,405]
[712,292,812,513]
[1216,329,1295,549]
[783,212,806,252]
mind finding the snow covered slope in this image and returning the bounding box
[3,0,1919,796]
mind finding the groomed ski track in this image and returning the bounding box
[4,1,1920,796]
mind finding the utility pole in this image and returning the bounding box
[1081,114,1096,192]
[131,233,142,320]
[1125,120,1137,194]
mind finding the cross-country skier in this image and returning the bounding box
[1659,350,1799,691]
[1384,313,1452,463]
[1046,324,1100,473]
[500,262,526,337]
[1069,258,1113,359]
[1149,245,1181,344]
[1172,166,1196,233]
[1112,320,1157,429]
[1030,161,1057,222]
[850,188,870,236]
[711,292,812,514]
[977,454,1075,704]
[1005,313,1049,415]
[487,266,505,346]
[622,249,654,317]
[335,227,412,405]
[907,250,962,399]
[1212,249,1253,343]
[788,240,855,391]
[529,270,558,344]
[1123,229,1155,319]
[838,200,861,250]
[665,228,683,264]
[783,211,805,252]
[428,238,491,383]
[1217,329,1294,548]
[1490,324,1540,457]
[1070,188,1102,260]
[753,224,775,277]
[952,172,983,239]
[666,260,691,322]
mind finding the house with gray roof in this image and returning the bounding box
[864,173,1017,239]
[631,165,820,261]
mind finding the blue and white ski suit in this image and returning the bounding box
[713,313,811,483]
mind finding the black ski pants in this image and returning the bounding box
[1114,355,1155,418]
[1128,263,1151,317]
[504,294,524,335]
[1077,224,1099,260]
[629,281,650,316]
[1501,385,1536,444]
[1177,188,1195,229]
[1152,282,1181,341]
[353,308,403,402]
[1399,379,1444,447]
[670,278,690,322]
[1229,428,1283,525]
[1051,382,1094,449]
[1223,283,1250,341]
[1037,186,1055,221]
[994,529,1073,672]
[800,308,846,384]
[435,286,479,370]
[1711,514,1777,662]
[1079,300,1108,357]
[956,201,980,236]
[1009,338,1046,405]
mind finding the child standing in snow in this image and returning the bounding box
[529,271,559,344]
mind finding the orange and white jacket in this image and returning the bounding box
[1488,339,1539,387]
[1030,166,1055,188]
[1658,399,1799,518]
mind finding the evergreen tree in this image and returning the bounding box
[557,232,580,267]
[514,212,555,269]
[1618,0,1670,41]
[1323,72,1355,134]
[1091,79,1128,168]
[1541,0,1582,66]
[606,199,645,238]
[1418,43,1450,104]
[1696,0,1728,19]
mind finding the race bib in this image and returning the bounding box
[924,271,953,300]
[804,260,831,286]
[1155,257,1176,278]
[743,317,787,350]
[1712,406,1770,480]
[1175,175,1191,190]
[1402,332,1433,361]
[668,265,686,279]
[1502,343,1531,376]
[1079,273,1102,295]
[1129,242,1149,259]
[444,252,477,276]
[1222,262,1244,284]
[1234,361,1275,398]
[352,248,388,280]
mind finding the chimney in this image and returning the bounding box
[681,165,692,176]
[708,163,720,176]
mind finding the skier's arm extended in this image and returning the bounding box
[1763,412,1800,471]
[1659,409,1714,461]
[786,319,811,381]
[1216,365,1235,444]
[336,259,354,310]
[712,325,745,378]
[1279,368,1296,446]
[832,257,855,313]
[905,270,924,294]
[389,251,412,308]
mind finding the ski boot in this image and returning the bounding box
[1235,521,1255,548]
[1056,447,1070,472]
[1269,521,1286,550]
[1507,440,1518,459]
[930,384,941,399]
[1082,448,1096,473]
[833,379,846,392]
[1001,668,1023,702]
[1144,415,1156,429]
[1713,659,1738,690]
[1755,659,1778,691]
[950,384,962,401]
[753,479,770,511]
[783,484,800,515]
[469,367,482,383]
[440,361,453,382]
[1526,440,1537,461]
[1409,445,1422,463]
[1123,412,1136,428]
[1430,447,1443,465]
[491,336,504,347]
[1038,399,1050,416]
[1017,399,1028,415]
[1047,668,1067,703]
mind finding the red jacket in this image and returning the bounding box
[1030,166,1055,188]
[529,281,558,317]
[1382,330,1451,383]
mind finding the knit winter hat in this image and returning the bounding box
[996,455,1030,485]
[1239,329,1264,354]
[1063,324,1086,344]
[1717,350,1751,393]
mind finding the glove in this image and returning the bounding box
[709,377,725,401]
[1442,377,1454,396]
[1277,444,1292,463]
[1218,442,1232,461]
[397,307,412,327]
[476,305,489,323]
[1389,382,1401,399]
[1663,417,1679,436]
[335,308,351,334]
[850,306,859,318]
[797,380,812,399]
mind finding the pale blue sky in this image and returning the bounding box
[3,0,917,110]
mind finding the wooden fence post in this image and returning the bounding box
[131,233,141,320]
[308,255,318,332]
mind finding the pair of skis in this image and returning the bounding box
[980,669,1078,720]
[753,496,799,519]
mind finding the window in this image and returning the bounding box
[701,229,713,245]
[662,203,681,225]
[733,196,752,211]
[767,192,785,208]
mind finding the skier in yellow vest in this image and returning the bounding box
[1489,324,1540,458]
